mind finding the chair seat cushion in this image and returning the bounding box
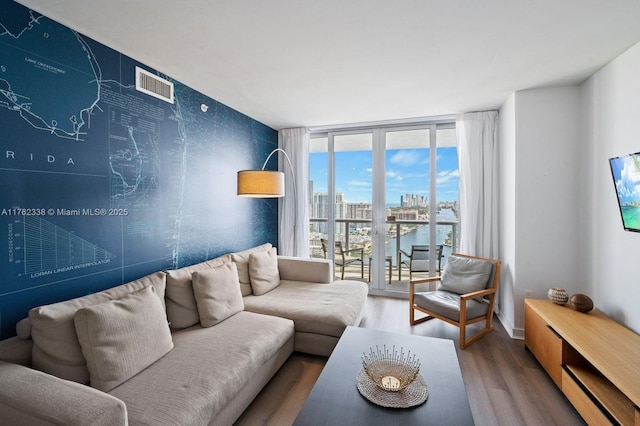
[414,291,489,322]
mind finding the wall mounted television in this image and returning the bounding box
[609,152,640,232]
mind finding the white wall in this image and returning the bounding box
[499,40,640,337]
[498,86,582,337]
[498,93,516,335]
[581,41,640,334]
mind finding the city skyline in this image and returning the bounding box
[309,147,459,205]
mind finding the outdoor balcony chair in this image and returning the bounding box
[399,244,443,280]
[320,238,364,280]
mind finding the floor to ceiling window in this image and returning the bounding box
[309,119,458,297]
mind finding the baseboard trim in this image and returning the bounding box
[497,312,524,340]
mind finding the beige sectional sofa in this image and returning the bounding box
[0,243,368,426]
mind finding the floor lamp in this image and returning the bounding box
[237,148,298,253]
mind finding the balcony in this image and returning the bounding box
[309,218,458,292]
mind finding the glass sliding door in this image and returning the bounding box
[435,126,459,268]
[308,120,458,296]
[308,136,328,259]
[333,132,372,281]
[333,133,373,250]
[384,128,431,291]
[309,131,373,281]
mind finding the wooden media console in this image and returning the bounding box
[525,299,640,425]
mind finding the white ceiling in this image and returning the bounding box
[15,0,640,130]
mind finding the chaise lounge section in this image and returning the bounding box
[244,255,369,356]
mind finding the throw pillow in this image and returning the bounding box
[192,262,244,327]
[29,271,166,384]
[437,255,493,295]
[248,247,280,296]
[230,243,272,296]
[165,254,231,329]
[74,285,174,392]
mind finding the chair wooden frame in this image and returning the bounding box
[320,238,364,280]
[409,253,501,349]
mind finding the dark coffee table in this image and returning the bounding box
[294,326,474,425]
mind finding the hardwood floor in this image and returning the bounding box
[235,296,585,425]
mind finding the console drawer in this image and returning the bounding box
[561,368,610,425]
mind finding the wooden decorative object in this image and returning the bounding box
[570,294,594,313]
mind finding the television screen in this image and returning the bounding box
[609,152,640,232]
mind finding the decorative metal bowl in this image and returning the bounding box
[361,345,421,392]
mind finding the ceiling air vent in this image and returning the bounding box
[135,66,174,104]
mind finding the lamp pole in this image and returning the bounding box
[262,148,297,255]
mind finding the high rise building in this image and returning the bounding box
[346,202,372,229]
[311,192,347,235]
[403,193,428,208]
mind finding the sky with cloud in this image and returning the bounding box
[310,146,459,205]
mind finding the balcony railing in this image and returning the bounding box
[309,218,458,290]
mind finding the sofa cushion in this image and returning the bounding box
[243,280,368,338]
[248,247,280,295]
[231,243,272,296]
[192,262,244,327]
[437,255,493,295]
[28,271,166,384]
[108,311,294,426]
[15,318,31,340]
[277,256,332,284]
[0,336,33,367]
[165,254,231,329]
[74,286,173,392]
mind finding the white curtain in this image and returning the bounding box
[278,128,309,257]
[456,111,499,259]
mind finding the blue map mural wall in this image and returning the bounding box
[0,1,278,339]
